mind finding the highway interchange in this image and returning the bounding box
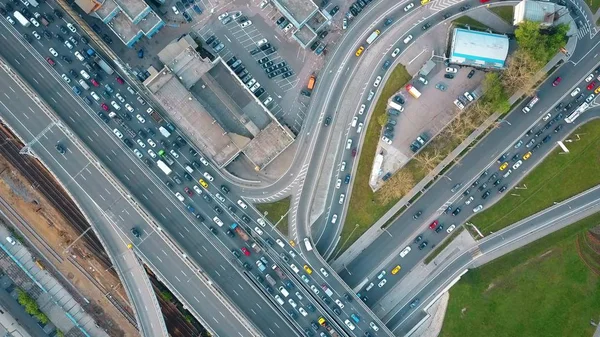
[0,0,599,335]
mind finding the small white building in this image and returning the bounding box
[513,0,575,35]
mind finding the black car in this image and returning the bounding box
[319,30,329,39]
[123,139,134,148]
[576,93,585,102]
[463,189,471,196]
[444,73,455,79]
[525,128,534,137]
[23,34,32,43]
[232,249,241,258]
[220,185,230,194]
[165,180,174,188]
[482,190,491,199]
[43,30,52,39]
[498,185,508,193]
[206,35,216,45]
[59,25,68,34]
[542,135,552,143]
[282,71,293,78]
[311,322,319,331]
[414,235,422,243]
[209,227,218,235]
[214,206,223,214]
[259,43,271,51]
[422,22,431,30]
[250,47,261,55]
[262,61,274,69]
[225,229,234,237]
[555,102,564,111]
[324,116,332,126]
[81,36,89,44]
[54,9,63,19]
[189,148,197,157]
[460,5,470,11]
[183,172,193,181]
[443,12,452,19]
[329,5,339,16]
[418,241,428,250]
[276,16,285,25]
[265,47,276,55]
[258,57,270,64]
[55,143,66,154]
[497,153,508,163]
[553,112,564,121]
[511,153,520,162]
[97,111,110,123]
[467,69,476,78]
[177,135,187,146]
[535,130,543,138]
[478,183,487,191]
[310,41,319,51]
[241,215,250,223]
[452,207,461,216]
[443,206,452,214]
[435,225,444,233]
[384,18,393,26]
[0,7,6,16]
[554,124,564,132]
[493,179,502,186]
[254,88,265,97]
[564,102,573,111]
[202,194,212,203]
[226,56,237,66]
[382,60,392,70]
[130,227,141,238]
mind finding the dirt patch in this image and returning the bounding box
[0,157,138,337]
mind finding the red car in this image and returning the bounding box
[351,148,357,157]
[552,77,561,87]
[116,76,124,84]
[587,81,596,91]
[184,187,193,197]
[428,220,439,230]
[90,78,100,87]
[46,57,55,66]
[241,247,251,256]
[101,103,109,111]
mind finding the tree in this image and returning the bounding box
[501,49,541,95]
[376,169,415,204]
[160,290,173,302]
[415,148,443,172]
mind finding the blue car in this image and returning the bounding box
[193,4,202,14]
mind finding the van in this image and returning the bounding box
[303,238,313,251]
[185,165,194,174]
[78,79,90,90]
[274,295,285,305]
[403,35,413,44]
[278,286,290,297]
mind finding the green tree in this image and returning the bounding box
[56,330,65,337]
[160,290,173,302]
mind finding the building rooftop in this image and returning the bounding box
[114,0,149,21]
[272,0,319,26]
[107,12,141,43]
[293,25,317,47]
[145,68,242,166]
[242,122,295,170]
[94,0,118,20]
[450,28,509,68]
[158,36,215,88]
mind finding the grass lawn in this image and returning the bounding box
[470,120,600,235]
[586,0,600,13]
[489,6,514,24]
[452,17,491,31]
[255,197,290,235]
[440,212,600,337]
[336,66,411,254]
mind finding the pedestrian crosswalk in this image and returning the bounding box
[470,246,482,259]
[429,0,463,12]
[577,24,592,39]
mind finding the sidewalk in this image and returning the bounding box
[331,35,577,272]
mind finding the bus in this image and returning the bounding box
[303,238,313,251]
[156,160,172,175]
[565,102,588,123]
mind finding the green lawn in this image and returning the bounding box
[470,120,600,235]
[452,17,491,31]
[336,65,411,255]
[255,197,290,235]
[586,0,600,14]
[440,212,600,337]
[489,6,514,24]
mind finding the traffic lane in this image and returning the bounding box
[341,46,600,285]
[0,33,300,337]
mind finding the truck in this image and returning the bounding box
[272,264,287,280]
[318,317,341,337]
[156,160,172,175]
[13,12,30,27]
[405,84,422,99]
[256,261,267,273]
[307,75,316,90]
[148,108,164,124]
[265,274,277,287]
[522,95,539,113]
[366,29,381,44]
[388,101,404,112]
[159,126,171,138]
[321,284,334,297]
[28,0,39,7]
[86,48,115,75]
[230,223,249,241]
[251,242,262,253]
[158,150,175,165]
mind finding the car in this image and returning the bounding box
[303,265,313,274]
[452,207,461,216]
[404,2,414,11]
[473,204,483,213]
[418,241,428,249]
[115,76,124,84]
[319,267,329,277]
[125,103,135,113]
[436,83,447,91]
[67,23,77,33]
[32,31,41,40]
[512,160,523,170]
[344,320,356,330]
[46,56,56,67]
[241,247,250,256]
[391,265,402,275]
[523,152,532,160]
[585,73,595,82]
[29,17,40,27]
[372,76,383,88]
[381,136,392,145]
[400,246,411,257]
[147,149,156,158]
[464,92,474,101]
[571,88,581,96]
[355,46,365,57]
[391,47,401,58]
[61,74,71,83]
[446,67,457,73]
[444,73,455,79]
[514,139,524,149]
[136,139,146,148]
[588,81,597,90]
[422,22,431,30]
[254,227,263,235]
[240,20,252,27]
[552,77,562,86]
[428,220,439,230]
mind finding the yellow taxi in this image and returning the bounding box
[303,265,313,274]
[289,240,296,247]
[499,162,509,171]
[198,179,209,188]
[522,152,532,160]
[595,86,600,95]
[420,0,430,4]
[355,46,365,57]
[391,265,401,275]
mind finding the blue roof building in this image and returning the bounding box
[449,28,509,69]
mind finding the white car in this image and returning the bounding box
[335,178,342,189]
[366,282,375,291]
[330,214,338,224]
[240,20,252,28]
[289,250,296,259]
[90,91,100,101]
[64,41,73,49]
[357,122,364,133]
[512,160,523,170]
[215,193,226,203]
[199,156,209,166]
[171,6,180,14]
[338,193,345,204]
[391,48,400,58]
[473,204,483,213]
[403,35,413,44]
[32,31,41,40]
[136,139,146,148]
[133,149,143,159]
[254,227,263,235]
[377,270,386,280]
[30,18,40,27]
[67,23,77,33]
[344,320,356,331]
[49,48,58,57]
[298,307,308,317]
[125,103,135,113]
[400,246,411,257]
[288,298,297,308]
[334,299,344,309]
[446,67,458,73]
[175,192,185,202]
[340,161,346,171]
[115,93,125,103]
[61,74,71,83]
[237,199,248,209]
[370,322,380,331]
[246,78,257,88]
[446,224,456,233]
[465,196,474,205]
[571,88,581,97]
[113,128,123,139]
[310,285,320,295]
[170,149,180,159]
[136,114,146,123]
[111,101,121,110]
[290,264,300,273]
[276,238,285,248]
[358,104,366,115]
[147,149,157,158]
[257,38,268,46]
[74,51,85,61]
[453,99,465,110]
[203,171,214,181]
[378,279,387,287]
[80,70,91,80]
[585,73,594,82]
[320,268,329,277]
[257,218,266,227]
[263,96,273,105]
[381,136,392,145]
[231,11,242,19]
[373,76,382,87]
[147,138,156,147]
[284,23,293,32]
[542,113,552,121]
[403,2,415,11]
[464,92,474,101]
[6,16,15,25]
[192,185,202,195]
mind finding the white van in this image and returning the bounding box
[303,238,313,251]
[78,79,90,90]
[278,286,289,297]
[185,165,194,174]
[274,295,285,305]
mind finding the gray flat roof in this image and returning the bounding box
[109,11,141,43]
[94,0,118,20]
[114,0,148,20]
[273,0,318,26]
[243,122,294,169]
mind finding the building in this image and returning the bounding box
[74,0,165,47]
[270,0,330,48]
[449,28,509,69]
[514,1,570,27]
